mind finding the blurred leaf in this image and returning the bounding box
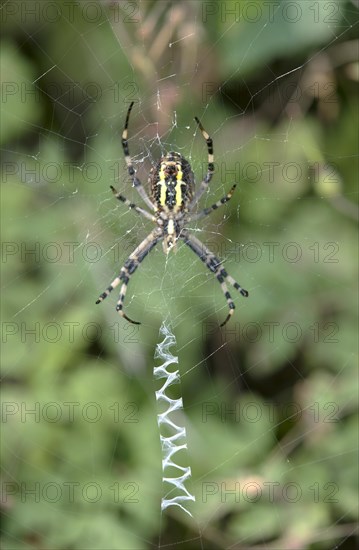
[0,41,43,144]
[221,0,343,76]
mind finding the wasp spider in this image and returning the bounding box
[96,102,248,326]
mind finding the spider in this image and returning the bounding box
[96,102,248,327]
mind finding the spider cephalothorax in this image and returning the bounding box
[96,102,248,326]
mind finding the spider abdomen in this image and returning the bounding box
[149,152,194,211]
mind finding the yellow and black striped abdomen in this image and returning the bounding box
[149,152,194,211]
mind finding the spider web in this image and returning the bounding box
[1,1,358,549]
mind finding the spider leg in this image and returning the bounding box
[180,230,248,327]
[189,116,215,211]
[110,185,156,223]
[187,184,236,222]
[122,102,155,211]
[96,229,161,324]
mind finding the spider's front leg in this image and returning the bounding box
[122,102,155,211]
[96,228,161,324]
[189,116,215,210]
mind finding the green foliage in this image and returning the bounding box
[0,42,43,144]
[1,1,358,548]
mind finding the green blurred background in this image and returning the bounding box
[1,1,358,548]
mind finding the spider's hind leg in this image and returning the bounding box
[180,230,248,327]
[96,229,161,324]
